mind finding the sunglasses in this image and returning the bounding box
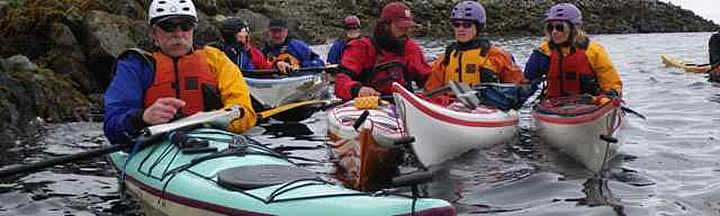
[546,23,568,32]
[452,21,473,29]
[157,20,195,32]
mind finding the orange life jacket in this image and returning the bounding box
[144,50,219,116]
[546,47,597,98]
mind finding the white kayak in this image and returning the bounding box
[532,96,626,173]
[245,74,330,121]
[391,83,519,168]
[245,74,330,109]
[326,100,407,191]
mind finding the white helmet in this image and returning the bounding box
[148,0,198,25]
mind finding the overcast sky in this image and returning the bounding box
[661,0,719,24]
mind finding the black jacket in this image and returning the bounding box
[709,32,720,64]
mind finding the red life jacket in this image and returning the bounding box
[357,39,409,95]
[144,49,219,116]
[546,47,596,98]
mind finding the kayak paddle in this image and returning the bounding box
[243,64,338,75]
[0,101,326,178]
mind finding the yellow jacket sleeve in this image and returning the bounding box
[204,46,257,133]
[585,41,623,95]
[424,54,448,91]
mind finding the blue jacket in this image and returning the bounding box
[327,39,347,65]
[263,39,324,68]
[104,53,154,144]
[221,43,255,71]
[524,49,551,82]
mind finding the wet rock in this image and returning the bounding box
[83,10,146,92]
[194,10,223,46]
[0,56,90,143]
[47,22,93,93]
[0,55,38,73]
[99,0,145,20]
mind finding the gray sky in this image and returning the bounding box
[662,0,719,24]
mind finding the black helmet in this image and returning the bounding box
[222,17,250,34]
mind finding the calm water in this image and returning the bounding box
[1,32,719,216]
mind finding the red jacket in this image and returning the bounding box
[249,46,273,69]
[335,37,431,100]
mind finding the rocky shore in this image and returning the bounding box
[0,0,717,142]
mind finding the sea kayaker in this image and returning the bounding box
[212,17,273,72]
[709,31,720,80]
[335,2,431,100]
[424,1,532,109]
[524,3,623,99]
[103,0,257,144]
[327,15,366,65]
[262,19,325,74]
[425,1,525,90]
[710,31,720,66]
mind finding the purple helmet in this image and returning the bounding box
[545,3,582,25]
[450,1,486,25]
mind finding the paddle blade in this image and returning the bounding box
[392,170,434,188]
[620,106,646,120]
[599,134,618,143]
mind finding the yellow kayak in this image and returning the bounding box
[660,55,711,73]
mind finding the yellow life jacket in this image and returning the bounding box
[443,47,499,86]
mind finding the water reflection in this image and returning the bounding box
[581,178,626,216]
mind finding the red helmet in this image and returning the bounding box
[380,2,415,28]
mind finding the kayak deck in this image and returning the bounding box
[108,128,454,216]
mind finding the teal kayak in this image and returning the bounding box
[108,128,455,215]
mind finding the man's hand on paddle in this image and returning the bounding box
[143,98,186,125]
[275,61,298,74]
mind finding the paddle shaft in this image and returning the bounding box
[0,144,127,178]
[256,100,329,120]
[243,64,338,74]
[0,100,324,178]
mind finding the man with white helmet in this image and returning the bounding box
[103,0,256,144]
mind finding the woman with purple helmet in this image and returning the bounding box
[425,1,526,92]
[524,3,623,99]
